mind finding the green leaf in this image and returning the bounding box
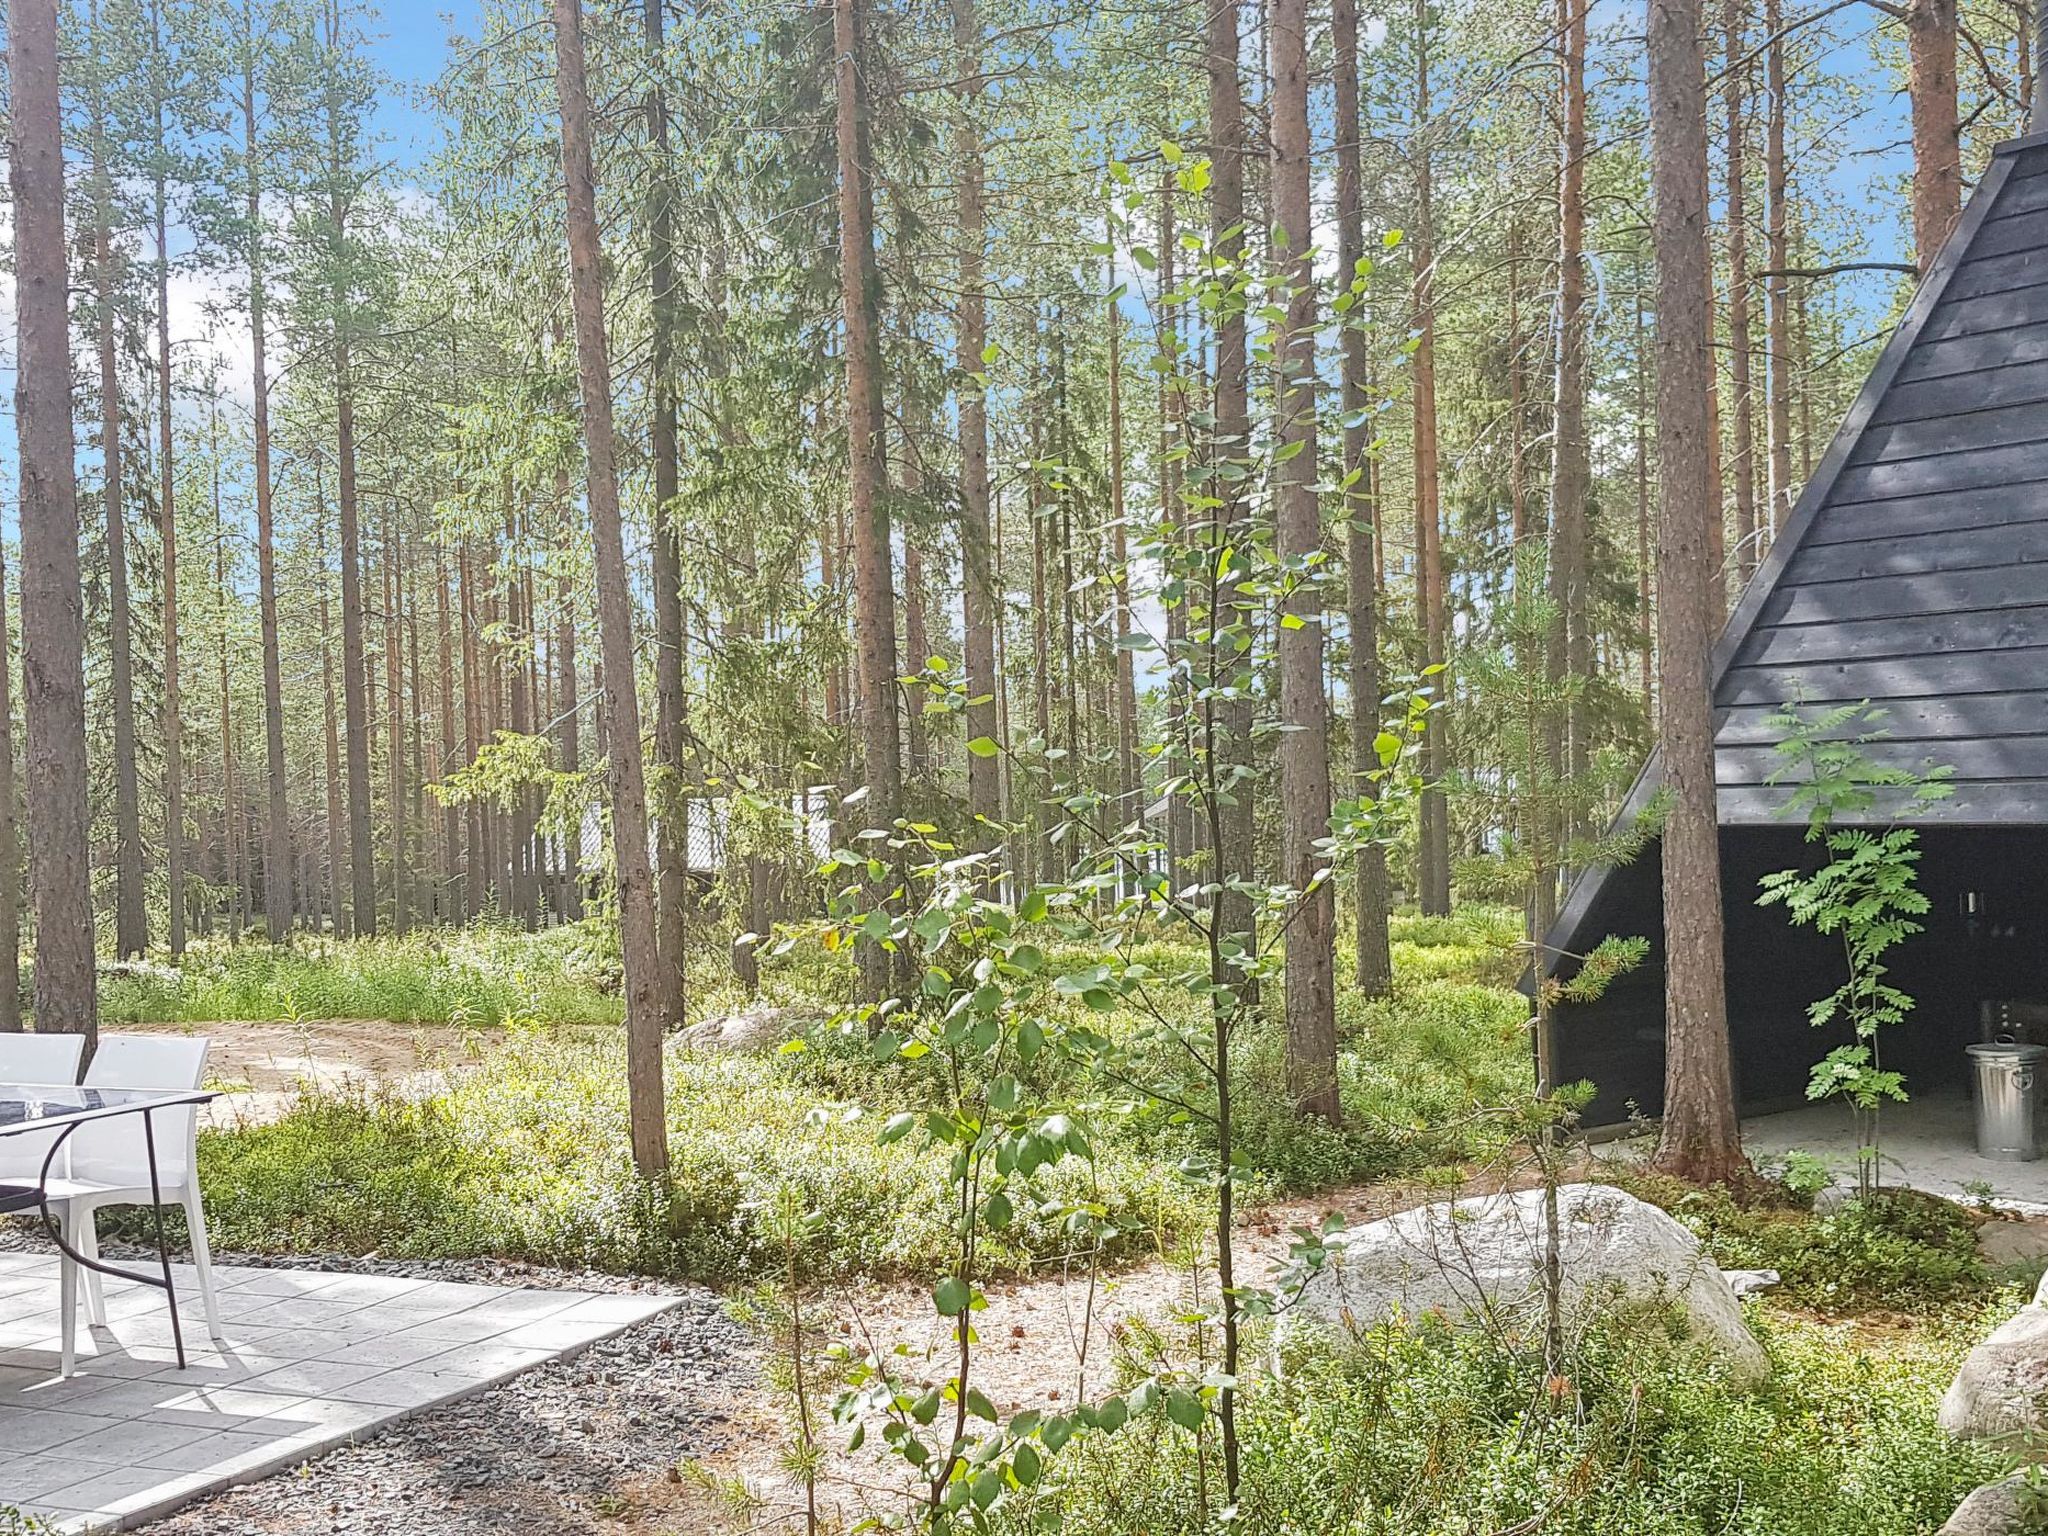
[934,1275,974,1316]
[1012,1440,1042,1486]
[966,736,1001,758]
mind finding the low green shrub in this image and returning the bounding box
[99,923,628,1029]
[1619,1172,1989,1312]
[1384,905,1525,988]
[995,1302,2002,1535]
[1227,982,1531,1190]
[193,1030,1208,1286]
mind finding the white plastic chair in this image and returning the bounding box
[0,1033,86,1185]
[55,1035,221,1371]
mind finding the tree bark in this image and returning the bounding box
[1412,0,1452,917]
[437,546,461,921]
[834,0,906,1001]
[1724,0,1759,583]
[0,544,21,1031]
[1764,0,1794,532]
[154,0,186,956]
[554,0,669,1179]
[1334,0,1391,998]
[953,0,999,839]
[1536,0,1592,1068]
[1106,284,1139,819]
[386,508,410,934]
[11,0,97,1043]
[244,35,292,944]
[1648,0,1745,1183]
[1207,0,1258,951]
[89,20,148,960]
[645,0,689,1027]
[1271,0,1340,1124]
[1905,0,1962,269]
[319,511,348,935]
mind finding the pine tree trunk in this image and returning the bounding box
[1905,0,1962,269]
[1158,175,1195,881]
[0,544,22,1031]
[386,508,409,934]
[1537,0,1592,1013]
[1106,288,1139,819]
[320,513,348,936]
[1271,0,1339,1124]
[1334,0,1391,998]
[246,54,292,945]
[90,45,148,960]
[953,0,1000,837]
[436,547,461,920]
[1764,0,1793,531]
[1207,0,1258,947]
[1647,0,1745,1183]
[1724,0,1759,584]
[834,0,906,1001]
[645,0,689,1026]
[11,0,97,1042]
[1412,0,1452,917]
[214,441,241,941]
[556,565,582,919]
[155,0,186,957]
[460,542,487,918]
[554,0,669,1178]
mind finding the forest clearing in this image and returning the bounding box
[0,0,2046,1530]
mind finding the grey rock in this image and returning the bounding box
[1722,1268,1781,1297]
[677,1002,811,1053]
[1292,1183,1771,1386]
[1943,1304,2048,1442]
[1936,1476,2048,1535]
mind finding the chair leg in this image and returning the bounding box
[58,1227,77,1379]
[183,1187,223,1340]
[77,1210,106,1328]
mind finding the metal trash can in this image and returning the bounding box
[1968,1041,2048,1161]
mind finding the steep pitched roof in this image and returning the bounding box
[1548,131,2048,961]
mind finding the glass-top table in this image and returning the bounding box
[0,1082,218,1369]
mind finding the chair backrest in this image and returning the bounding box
[70,1034,211,1191]
[0,1034,87,1182]
[0,1033,85,1087]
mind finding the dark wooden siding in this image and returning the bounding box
[1716,139,2048,825]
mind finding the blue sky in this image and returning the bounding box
[363,2,484,168]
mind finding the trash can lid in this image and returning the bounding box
[1968,1042,2048,1061]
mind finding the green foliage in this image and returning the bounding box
[1618,1173,1988,1313]
[1758,702,1950,1194]
[990,1304,2001,1535]
[99,924,625,1029]
[192,1030,1206,1286]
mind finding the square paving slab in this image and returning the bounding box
[0,1251,676,1532]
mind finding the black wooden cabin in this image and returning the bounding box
[1549,131,2048,1128]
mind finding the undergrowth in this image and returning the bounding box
[998,1301,2007,1535]
[174,906,1534,1284]
[99,923,626,1029]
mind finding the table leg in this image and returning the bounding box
[142,1108,187,1370]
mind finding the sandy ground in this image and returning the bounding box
[118,1016,503,1126]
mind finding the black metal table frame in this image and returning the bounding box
[0,1091,212,1370]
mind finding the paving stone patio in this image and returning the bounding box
[0,1251,677,1533]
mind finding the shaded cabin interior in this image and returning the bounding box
[1555,827,2048,1127]
[1549,129,2048,1128]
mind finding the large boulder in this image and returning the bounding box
[677,1003,809,1054]
[1940,1293,2048,1443]
[1291,1182,1771,1386]
[1936,1477,2033,1535]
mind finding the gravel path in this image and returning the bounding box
[0,1236,761,1536]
